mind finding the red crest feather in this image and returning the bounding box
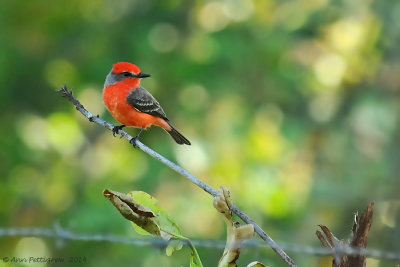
[112,62,141,74]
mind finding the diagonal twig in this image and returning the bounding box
[57,85,297,267]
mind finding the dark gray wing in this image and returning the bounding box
[126,86,168,119]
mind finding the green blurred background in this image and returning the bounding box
[1,0,399,266]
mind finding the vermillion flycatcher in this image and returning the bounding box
[103,62,191,145]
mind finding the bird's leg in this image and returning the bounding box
[112,124,125,137]
[130,128,144,147]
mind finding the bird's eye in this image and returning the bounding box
[122,72,131,77]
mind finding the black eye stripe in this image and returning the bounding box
[122,72,131,77]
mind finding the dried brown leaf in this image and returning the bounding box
[215,187,256,267]
[316,230,329,248]
[213,187,232,221]
[103,189,160,236]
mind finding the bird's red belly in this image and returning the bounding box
[103,86,157,128]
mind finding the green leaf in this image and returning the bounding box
[128,191,182,239]
[128,191,185,256]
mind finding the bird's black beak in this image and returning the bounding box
[136,73,151,78]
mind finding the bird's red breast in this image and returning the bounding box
[103,79,170,130]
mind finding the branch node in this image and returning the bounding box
[89,115,99,122]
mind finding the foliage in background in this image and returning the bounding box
[0,0,399,266]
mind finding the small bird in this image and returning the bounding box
[103,62,191,145]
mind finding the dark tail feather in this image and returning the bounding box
[166,124,191,145]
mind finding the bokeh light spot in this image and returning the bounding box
[47,112,84,155]
[80,0,132,22]
[378,200,400,228]
[78,87,105,117]
[179,84,209,111]
[15,238,49,267]
[148,23,179,53]
[185,34,217,63]
[81,134,148,180]
[223,0,254,22]
[248,114,286,163]
[44,59,77,88]
[350,100,397,157]
[242,169,290,217]
[198,2,230,32]
[279,157,313,208]
[175,141,209,173]
[16,114,49,150]
[41,181,73,212]
[308,92,340,123]
[326,19,363,53]
[313,52,347,87]
[273,2,308,30]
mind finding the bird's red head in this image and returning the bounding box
[104,62,150,88]
[112,62,142,75]
[106,62,151,84]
